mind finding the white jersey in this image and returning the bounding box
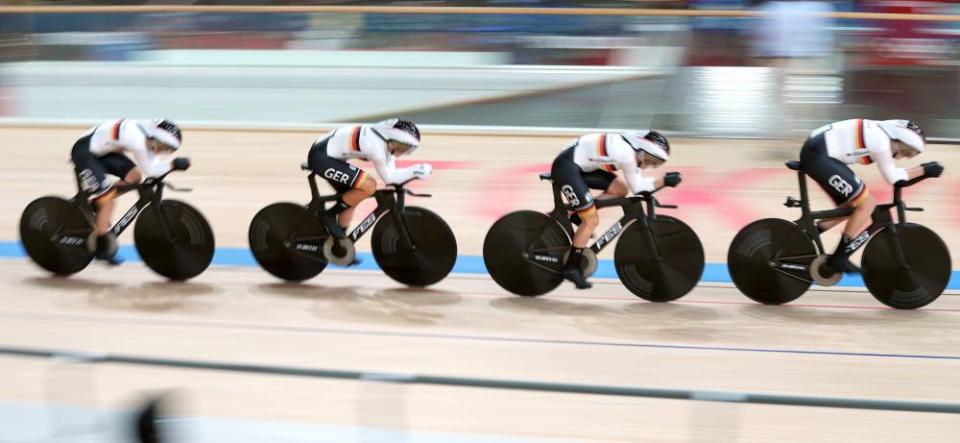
[317,123,420,185]
[812,119,913,184]
[571,133,656,193]
[81,119,171,178]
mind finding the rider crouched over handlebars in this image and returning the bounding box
[70,119,189,265]
[550,130,681,290]
[800,119,942,277]
[306,118,431,264]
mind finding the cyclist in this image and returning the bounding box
[307,118,431,239]
[550,130,682,289]
[71,119,189,265]
[800,119,943,276]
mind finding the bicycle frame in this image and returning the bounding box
[779,165,929,271]
[58,172,179,246]
[544,178,677,258]
[304,172,428,249]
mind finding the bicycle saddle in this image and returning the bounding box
[785,161,801,171]
[538,173,552,181]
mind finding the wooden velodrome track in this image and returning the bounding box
[2,126,960,442]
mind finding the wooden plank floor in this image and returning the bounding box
[1,127,959,442]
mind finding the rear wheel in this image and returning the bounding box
[483,211,568,296]
[727,218,817,305]
[134,200,215,281]
[248,202,329,282]
[372,207,457,287]
[19,196,94,276]
[614,215,704,302]
[862,223,951,309]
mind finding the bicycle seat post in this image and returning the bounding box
[796,169,811,217]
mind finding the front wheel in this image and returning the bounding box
[614,215,704,302]
[727,218,817,305]
[483,210,568,296]
[371,207,457,287]
[134,200,215,281]
[862,223,951,309]
[19,196,94,276]
[248,202,329,282]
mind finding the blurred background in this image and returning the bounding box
[1,0,959,138]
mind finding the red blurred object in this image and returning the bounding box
[860,1,954,66]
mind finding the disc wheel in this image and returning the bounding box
[134,200,215,281]
[371,206,457,287]
[727,218,817,305]
[483,210,568,297]
[862,223,951,309]
[19,196,94,276]
[248,202,329,282]
[613,215,705,302]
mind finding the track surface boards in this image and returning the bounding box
[2,127,960,442]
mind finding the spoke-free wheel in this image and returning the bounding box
[372,206,457,287]
[614,215,704,302]
[19,196,94,275]
[727,218,817,305]
[862,223,951,309]
[483,211,568,296]
[134,200,215,280]
[248,202,328,282]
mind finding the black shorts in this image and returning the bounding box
[70,134,136,198]
[550,146,617,211]
[307,138,368,194]
[800,133,866,206]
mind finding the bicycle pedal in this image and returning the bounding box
[784,197,801,208]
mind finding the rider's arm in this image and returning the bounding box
[122,124,171,178]
[367,143,417,185]
[620,161,656,193]
[869,137,908,184]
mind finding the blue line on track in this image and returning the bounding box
[2,241,957,288]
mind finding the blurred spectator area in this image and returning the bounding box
[0,3,959,137]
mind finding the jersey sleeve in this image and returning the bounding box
[364,139,417,185]
[122,122,171,178]
[612,137,656,193]
[867,130,908,184]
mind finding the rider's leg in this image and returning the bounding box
[123,168,142,186]
[564,206,597,290]
[91,188,120,264]
[826,188,873,273]
[598,176,629,200]
[817,217,847,232]
[551,150,596,289]
[74,149,123,264]
[337,173,376,230]
[571,171,621,225]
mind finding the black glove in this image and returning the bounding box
[922,161,943,178]
[172,157,191,171]
[663,172,682,188]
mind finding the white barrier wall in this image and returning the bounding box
[0,50,665,123]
